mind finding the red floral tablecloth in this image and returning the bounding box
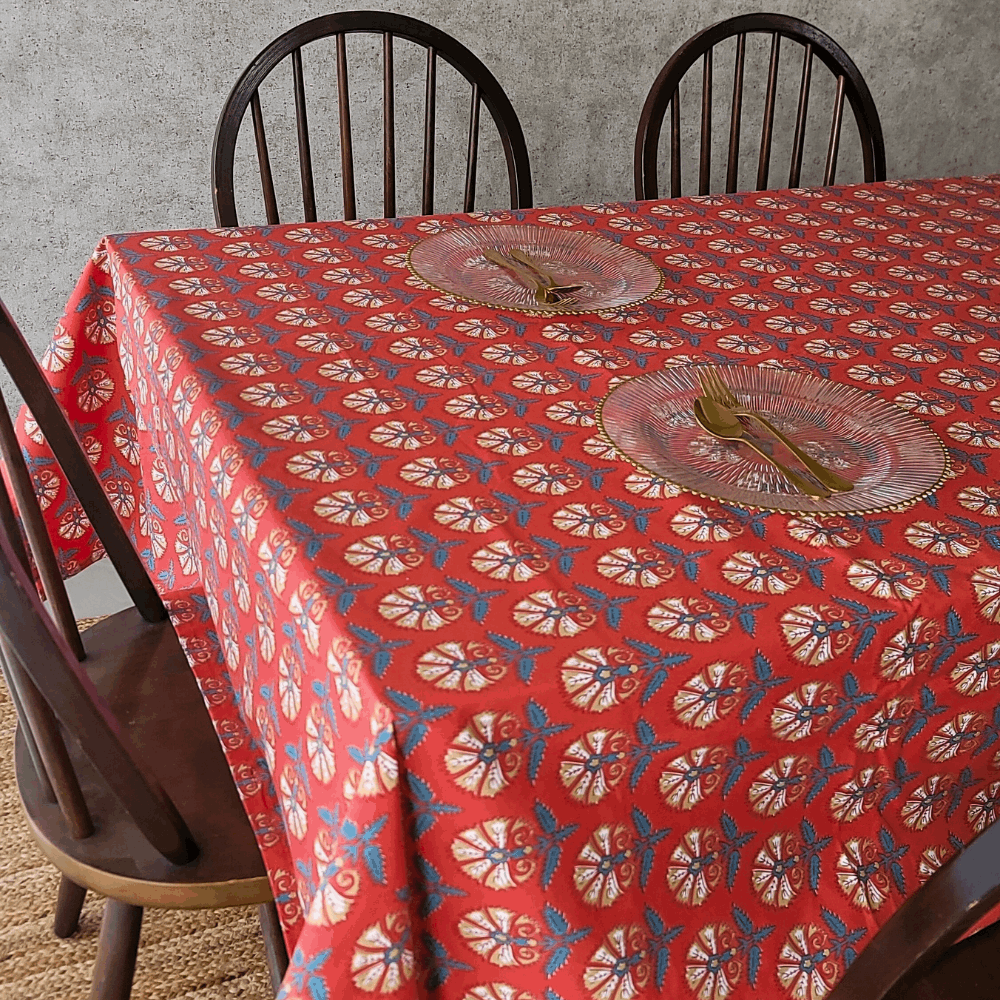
[18,176,1000,1000]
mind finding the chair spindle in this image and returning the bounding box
[824,75,846,185]
[336,33,357,221]
[670,90,681,197]
[0,640,55,803]
[0,460,30,577]
[250,92,279,225]
[726,33,746,193]
[0,635,94,838]
[291,48,317,223]
[0,396,84,660]
[383,32,396,218]
[0,491,53,807]
[699,49,713,195]
[463,85,482,213]
[0,531,196,865]
[422,47,437,215]
[756,32,781,189]
[789,43,813,187]
[635,14,886,200]
[0,394,93,834]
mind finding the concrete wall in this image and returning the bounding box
[2,0,998,400]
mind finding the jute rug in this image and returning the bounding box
[0,624,273,999]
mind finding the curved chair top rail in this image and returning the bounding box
[635,12,887,200]
[829,816,1000,999]
[213,10,533,226]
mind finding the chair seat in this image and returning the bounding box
[15,607,270,909]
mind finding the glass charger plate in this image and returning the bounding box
[599,364,949,514]
[407,223,663,314]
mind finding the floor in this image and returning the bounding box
[64,558,131,618]
[0,679,272,1000]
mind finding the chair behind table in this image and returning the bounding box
[635,12,886,199]
[212,10,533,225]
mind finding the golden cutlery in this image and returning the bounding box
[507,248,584,297]
[694,395,832,499]
[700,368,854,493]
[482,248,542,287]
[482,249,558,304]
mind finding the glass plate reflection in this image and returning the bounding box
[408,223,663,314]
[599,364,949,514]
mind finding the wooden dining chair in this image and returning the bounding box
[0,298,288,1000]
[828,815,1000,1000]
[634,13,886,199]
[212,10,532,225]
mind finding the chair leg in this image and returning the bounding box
[53,876,87,938]
[258,901,289,994]
[89,900,143,1000]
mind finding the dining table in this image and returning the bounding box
[15,172,1000,1000]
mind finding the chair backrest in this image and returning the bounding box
[0,297,194,865]
[634,13,886,199]
[212,11,533,225]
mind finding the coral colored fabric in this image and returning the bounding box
[17,176,1000,1000]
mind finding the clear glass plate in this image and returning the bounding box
[407,223,663,314]
[599,364,949,514]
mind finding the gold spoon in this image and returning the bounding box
[694,396,832,499]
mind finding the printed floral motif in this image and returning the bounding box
[17,173,1000,1000]
[350,912,415,992]
[659,747,727,811]
[685,924,741,1000]
[667,827,723,906]
[573,823,635,907]
[444,711,522,797]
[457,908,541,967]
[584,925,650,1000]
[559,729,629,804]
[417,641,506,692]
[560,647,641,712]
[451,817,537,889]
[776,925,839,999]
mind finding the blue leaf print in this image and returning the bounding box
[643,905,683,990]
[405,771,461,839]
[533,801,578,889]
[822,908,847,937]
[362,843,385,884]
[543,905,568,935]
[733,905,753,935]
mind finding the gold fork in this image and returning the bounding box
[507,249,584,297]
[700,368,854,493]
[482,249,579,306]
[694,378,831,497]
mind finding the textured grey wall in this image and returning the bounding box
[2,0,998,401]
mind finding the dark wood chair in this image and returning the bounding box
[634,13,886,199]
[212,10,532,225]
[829,816,1000,1000]
[0,299,288,1000]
